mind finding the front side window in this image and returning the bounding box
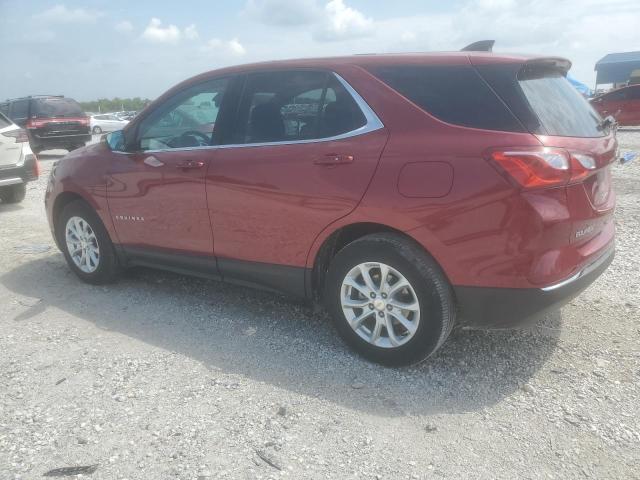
[137,77,229,151]
[232,70,366,145]
[628,86,640,100]
[601,89,627,102]
[0,112,12,129]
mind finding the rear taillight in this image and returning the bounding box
[1,128,29,143]
[569,153,597,182]
[25,118,49,129]
[488,147,598,189]
[23,153,39,180]
[79,117,90,127]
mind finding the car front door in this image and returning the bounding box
[106,76,232,268]
[206,69,388,292]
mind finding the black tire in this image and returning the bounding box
[92,126,102,134]
[0,183,27,204]
[56,200,120,284]
[323,233,455,366]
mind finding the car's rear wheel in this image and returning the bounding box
[92,126,102,134]
[0,183,26,204]
[324,233,455,366]
[56,200,120,284]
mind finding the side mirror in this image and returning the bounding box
[105,130,126,152]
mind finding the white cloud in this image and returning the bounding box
[141,18,181,44]
[243,0,319,26]
[185,24,199,40]
[202,38,247,56]
[314,0,373,41]
[34,4,102,24]
[115,20,133,33]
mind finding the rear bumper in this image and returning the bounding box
[454,245,614,327]
[30,132,91,149]
[0,158,38,184]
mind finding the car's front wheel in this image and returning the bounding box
[56,200,120,284]
[92,126,102,134]
[324,233,455,366]
[0,183,26,204]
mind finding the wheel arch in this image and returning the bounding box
[307,221,447,299]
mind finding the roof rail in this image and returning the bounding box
[461,40,495,52]
[4,95,64,102]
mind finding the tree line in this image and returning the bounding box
[78,97,152,113]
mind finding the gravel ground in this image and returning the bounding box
[1,131,639,480]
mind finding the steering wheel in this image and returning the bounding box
[179,130,211,146]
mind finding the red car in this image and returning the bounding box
[45,52,616,365]
[590,84,640,126]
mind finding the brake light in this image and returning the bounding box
[1,128,29,143]
[489,147,599,189]
[489,148,570,189]
[26,118,49,129]
[33,156,40,177]
[78,117,90,127]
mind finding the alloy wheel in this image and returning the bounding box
[65,216,100,273]
[340,262,421,348]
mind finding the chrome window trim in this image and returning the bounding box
[124,72,384,155]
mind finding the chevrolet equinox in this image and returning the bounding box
[45,52,616,365]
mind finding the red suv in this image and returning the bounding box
[45,53,616,365]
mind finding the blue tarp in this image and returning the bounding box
[595,51,640,85]
[567,74,591,96]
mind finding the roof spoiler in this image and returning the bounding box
[521,57,572,76]
[461,40,495,52]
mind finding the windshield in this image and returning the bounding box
[518,71,603,137]
[34,97,85,118]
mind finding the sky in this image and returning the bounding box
[1,0,639,101]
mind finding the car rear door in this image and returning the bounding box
[206,69,388,289]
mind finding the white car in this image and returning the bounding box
[90,114,129,134]
[0,112,38,204]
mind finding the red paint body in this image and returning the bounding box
[590,85,640,126]
[45,53,616,304]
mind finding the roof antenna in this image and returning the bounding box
[461,40,495,52]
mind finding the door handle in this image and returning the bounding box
[177,160,205,169]
[314,154,354,166]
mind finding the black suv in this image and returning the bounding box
[0,96,91,153]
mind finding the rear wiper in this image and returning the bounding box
[597,115,617,132]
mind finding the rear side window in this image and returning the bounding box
[10,100,29,120]
[369,65,525,132]
[232,70,366,145]
[518,70,603,137]
[33,97,85,118]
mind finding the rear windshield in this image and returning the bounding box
[34,97,85,118]
[369,65,525,132]
[517,69,603,137]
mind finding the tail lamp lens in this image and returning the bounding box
[1,128,29,143]
[489,148,570,189]
[490,148,599,189]
[570,153,597,182]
